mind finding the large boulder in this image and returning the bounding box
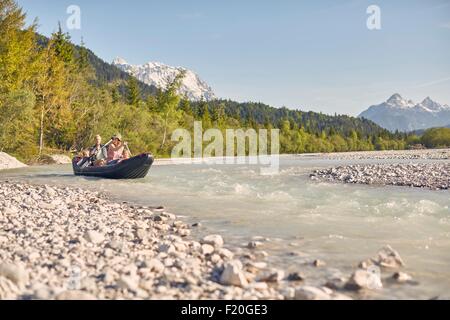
[0,152,27,170]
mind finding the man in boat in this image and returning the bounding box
[89,134,108,165]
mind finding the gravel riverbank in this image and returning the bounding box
[311,163,450,190]
[300,149,450,161]
[0,181,415,300]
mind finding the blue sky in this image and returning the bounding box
[18,0,450,115]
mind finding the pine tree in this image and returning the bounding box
[201,101,212,129]
[111,86,120,104]
[179,98,192,115]
[126,76,140,107]
[52,22,74,65]
[76,37,89,71]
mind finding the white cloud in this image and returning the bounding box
[413,76,450,88]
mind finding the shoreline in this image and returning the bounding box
[311,163,450,190]
[1,149,448,299]
[0,180,417,300]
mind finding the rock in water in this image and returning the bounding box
[360,245,405,270]
[376,245,405,269]
[257,269,285,283]
[392,272,413,283]
[201,235,224,248]
[220,260,248,287]
[345,269,382,290]
[313,259,326,267]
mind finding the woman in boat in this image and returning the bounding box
[106,133,126,165]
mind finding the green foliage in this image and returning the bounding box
[126,76,140,107]
[421,128,450,148]
[0,0,416,163]
[0,89,37,157]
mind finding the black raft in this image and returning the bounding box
[72,153,154,179]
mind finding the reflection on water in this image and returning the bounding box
[1,156,450,299]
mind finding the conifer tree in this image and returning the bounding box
[126,76,140,107]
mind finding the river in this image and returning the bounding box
[1,155,449,299]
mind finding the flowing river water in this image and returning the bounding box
[1,155,449,299]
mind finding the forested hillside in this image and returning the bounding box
[36,33,158,97]
[0,0,410,163]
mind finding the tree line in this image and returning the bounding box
[1,0,418,163]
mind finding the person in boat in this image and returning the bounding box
[122,148,130,160]
[89,134,107,165]
[106,133,127,165]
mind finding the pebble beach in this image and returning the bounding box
[309,149,450,190]
[0,181,417,300]
[1,148,449,300]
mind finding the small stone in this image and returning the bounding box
[117,275,139,292]
[158,242,176,254]
[144,258,165,273]
[32,285,52,300]
[254,251,269,259]
[345,269,382,291]
[173,241,187,252]
[313,259,326,267]
[377,245,405,269]
[0,263,29,286]
[217,248,234,260]
[257,269,285,283]
[281,287,296,300]
[294,286,331,300]
[0,276,20,299]
[83,230,105,244]
[201,235,224,248]
[287,272,305,281]
[392,272,412,283]
[247,241,263,249]
[331,293,353,300]
[220,260,248,287]
[201,244,215,255]
[178,229,191,237]
[2,207,18,215]
[248,282,269,290]
[55,290,96,300]
[135,228,147,240]
[39,202,56,210]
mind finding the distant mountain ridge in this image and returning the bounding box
[36,34,158,97]
[359,94,450,132]
[112,57,216,101]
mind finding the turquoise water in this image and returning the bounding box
[2,156,450,299]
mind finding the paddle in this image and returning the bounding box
[124,142,133,157]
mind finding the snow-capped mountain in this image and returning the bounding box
[359,94,450,132]
[112,57,216,101]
